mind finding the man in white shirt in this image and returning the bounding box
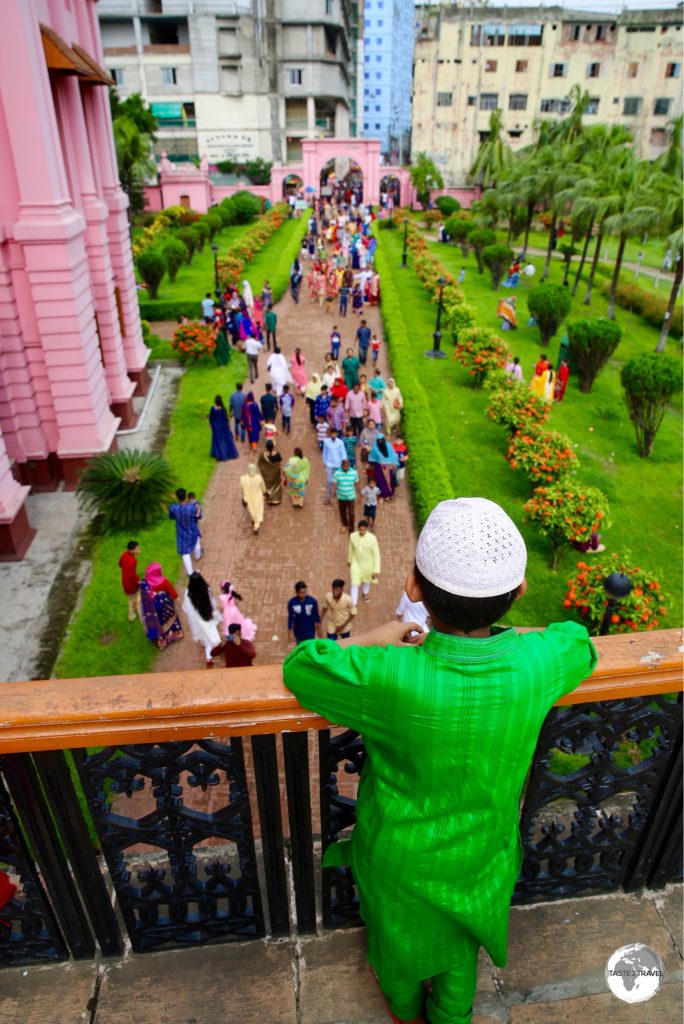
[201,293,214,323]
[244,336,262,384]
[321,427,346,505]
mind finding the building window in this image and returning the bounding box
[587,62,600,78]
[364,72,369,79]
[540,98,570,114]
[376,55,381,62]
[364,122,369,130]
[468,95,476,106]
[650,128,667,146]
[507,23,543,46]
[182,101,196,126]
[508,130,523,138]
[220,65,239,92]
[364,105,369,112]
[288,68,303,85]
[326,0,333,13]
[654,97,672,116]
[665,62,681,78]
[437,92,453,106]
[375,122,380,129]
[480,93,499,110]
[478,130,491,143]
[375,72,381,79]
[628,62,638,78]
[485,59,497,72]
[572,25,581,40]
[596,24,606,40]
[109,68,125,86]
[550,63,567,78]
[471,23,505,46]
[377,20,383,26]
[515,60,528,72]
[586,97,600,114]
[509,93,528,111]
[623,97,641,115]
[375,105,380,111]
[161,67,177,85]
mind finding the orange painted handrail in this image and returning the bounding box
[0,629,680,754]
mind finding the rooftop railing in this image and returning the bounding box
[0,628,680,966]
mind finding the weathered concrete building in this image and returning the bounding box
[98,0,358,164]
[412,4,684,185]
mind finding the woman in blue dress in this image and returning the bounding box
[240,391,264,450]
[368,433,399,500]
[209,395,238,462]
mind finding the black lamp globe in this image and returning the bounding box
[599,572,633,635]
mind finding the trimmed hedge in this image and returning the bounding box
[374,237,452,526]
[138,298,202,321]
[596,273,683,338]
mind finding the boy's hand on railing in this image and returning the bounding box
[338,621,426,650]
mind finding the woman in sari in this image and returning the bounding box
[290,348,308,395]
[182,571,222,667]
[368,433,399,500]
[139,563,183,650]
[284,447,311,508]
[239,463,266,533]
[496,295,517,331]
[258,440,283,505]
[242,280,255,314]
[241,392,263,450]
[304,372,322,426]
[382,378,404,436]
[368,271,380,305]
[209,395,239,461]
[213,325,231,367]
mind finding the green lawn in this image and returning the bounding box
[153,222,253,303]
[524,229,672,274]
[376,229,683,629]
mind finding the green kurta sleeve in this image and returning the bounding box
[283,638,376,733]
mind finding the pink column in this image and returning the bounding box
[0,423,34,560]
[59,77,137,427]
[0,3,118,486]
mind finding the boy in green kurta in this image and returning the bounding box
[283,498,597,1024]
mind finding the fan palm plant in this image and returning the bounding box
[468,109,512,189]
[77,449,177,531]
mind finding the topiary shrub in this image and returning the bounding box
[621,353,682,457]
[436,195,461,217]
[422,209,443,226]
[469,228,496,274]
[162,237,189,283]
[444,216,472,257]
[171,322,217,364]
[524,481,610,570]
[230,191,261,223]
[527,283,572,347]
[136,248,166,300]
[217,200,236,226]
[204,211,223,238]
[454,327,511,387]
[176,227,196,264]
[486,378,550,434]
[76,450,176,531]
[507,427,578,484]
[568,317,622,393]
[483,243,513,290]
[191,221,209,251]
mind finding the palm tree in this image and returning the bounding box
[113,116,156,222]
[470,188,502,229]
[580,147,636,306]
[656,114,683,179]
[656,227,683,353]
[499,153,541,254]
[529,143,581,280]
[468,109,512,188]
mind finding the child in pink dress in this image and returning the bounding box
[218,582,257,641]
[367,391,382,425]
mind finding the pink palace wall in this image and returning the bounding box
[0,0,149,558]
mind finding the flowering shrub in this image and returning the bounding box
[405,221,474,341]
[422,209,444,225]
[171,322,216,364]
[486,381,550,434]
[507,428,578,483]
[454,328,511,387]
[215,204,286,290]
[217,254,246,290]
[524,482,609,568]
[564,553,668,633]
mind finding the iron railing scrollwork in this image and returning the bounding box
[319,728,366,928]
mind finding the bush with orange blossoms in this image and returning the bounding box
[485,378,550,434]
[454,327,511,387]
[564,553,669,634]
[171,322,216,364]
[524,481,609,569]
[506,427,578,483]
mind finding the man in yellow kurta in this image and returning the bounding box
[347,518,380,607]
[284,498,596,1024]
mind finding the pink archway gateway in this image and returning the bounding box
[302,138,381,205]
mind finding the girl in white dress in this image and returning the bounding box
[182,572,222,667]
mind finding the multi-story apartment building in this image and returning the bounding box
[98,0,356,164]
[412,4,684,185]
[360,0,414,160]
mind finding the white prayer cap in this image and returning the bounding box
[415,498,527,598]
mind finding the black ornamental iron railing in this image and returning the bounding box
[0,629,680,965]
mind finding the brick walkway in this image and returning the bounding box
[155,272,417,673]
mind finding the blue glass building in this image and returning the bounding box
[361,0,413,159]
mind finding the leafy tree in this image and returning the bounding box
[243,158,273,185]
[469,228,496,274]
[217,200,236,226]
[621,353,682,457]
[113,117,156,221]
[444,216,472,257]
[230,191,261,223]
[136,248,165,299]
[436,195,460,217]
[162,237,189,283]
[110,91,158,139]
[470,188,502,229]
[482,243,513,290]
[527,284,571,346]
[191,221,209,251]
[177,227,196,264]
[204,211,223,238]
[77,450,176,531]
[468,109,512,188]
[409,152,444,209]
[567,317,622,392]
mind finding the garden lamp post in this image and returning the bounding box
[389,203,393,229]
[211,243,220,297]
[426,277,447,359]
[598,572,633,636]
[401,217,409,268]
